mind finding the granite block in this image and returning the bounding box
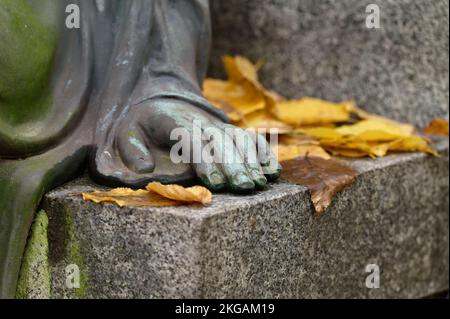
[41,138,449,298]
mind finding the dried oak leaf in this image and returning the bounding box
[82,188,181,207]
[146,182,212,205]
[423,118,449,136]
[280,156,358,215]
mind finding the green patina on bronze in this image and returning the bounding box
[0,0,56,124]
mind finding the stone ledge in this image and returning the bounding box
[42,138,449,298]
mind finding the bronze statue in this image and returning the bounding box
[0,0,280,298]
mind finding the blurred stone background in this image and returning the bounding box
[208,0,449,127]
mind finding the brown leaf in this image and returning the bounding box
[146,182,212,205]
[423,118,449,136]
[280,157,358,214]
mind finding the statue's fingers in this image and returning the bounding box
[246,130,282,181]
[217,124,267,189]
[117,123,155,174]
[90,143,148,187]
[204,125,255,193]
[91,143,120,180]
[193,162,226,192]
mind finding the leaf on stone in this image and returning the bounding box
[326,148,369,158]
[146,182,212,205]
[345,101,416,135]
[203,79,266,121]
[275,144,331,162]
[204,56,291,130]
[384,136,438,156]
[423,118,449,136]
[223,55,262,86]
[82,188,182,207]
[335,119,412,141]
[203,55,436,159]
[280,156,358,214]
[237,110,293,133]
[278,134,321,146]
[298,127,343,140]
[300,119,436,157]
[275,134,330,161]
[273,98,351,126]
[319,137,380,158]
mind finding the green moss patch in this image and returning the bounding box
[16,210,51,299]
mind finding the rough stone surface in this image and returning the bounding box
[42,139,449,299]
[208,0,449,127]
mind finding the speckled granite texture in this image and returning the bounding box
[41,139,449,298]
[208,0,449,126]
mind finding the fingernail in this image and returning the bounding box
[134,159,155,174]
[209,171,224,185]
[250,169,267,187]
[233,173,255,190]
[202,172,225,192]
[262,162,281,174]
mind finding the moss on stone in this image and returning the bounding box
[64,207,89,299]
[15,210,51,299]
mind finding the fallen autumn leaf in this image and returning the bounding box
[423,118,449,136]
[82,183,212,207]
[146,182,212,205]
[280,156,358,214]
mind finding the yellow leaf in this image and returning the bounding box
[274,98,351,126]
[203,79,266,121]
[238,110,293,133]
[345,102,415,135]
[385,136,438,156]
[279,134,320,146]
[298,127,343,140]
[327,148,370,158]
[82,188,181,207]
[223,55,261,86]
[336,119,412,142]
[319,137,377,157]
[146,182,212,205]
[222,55,285,114]
[274,144,331,161]
[203,55,434,160]
[423,118,449,136]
